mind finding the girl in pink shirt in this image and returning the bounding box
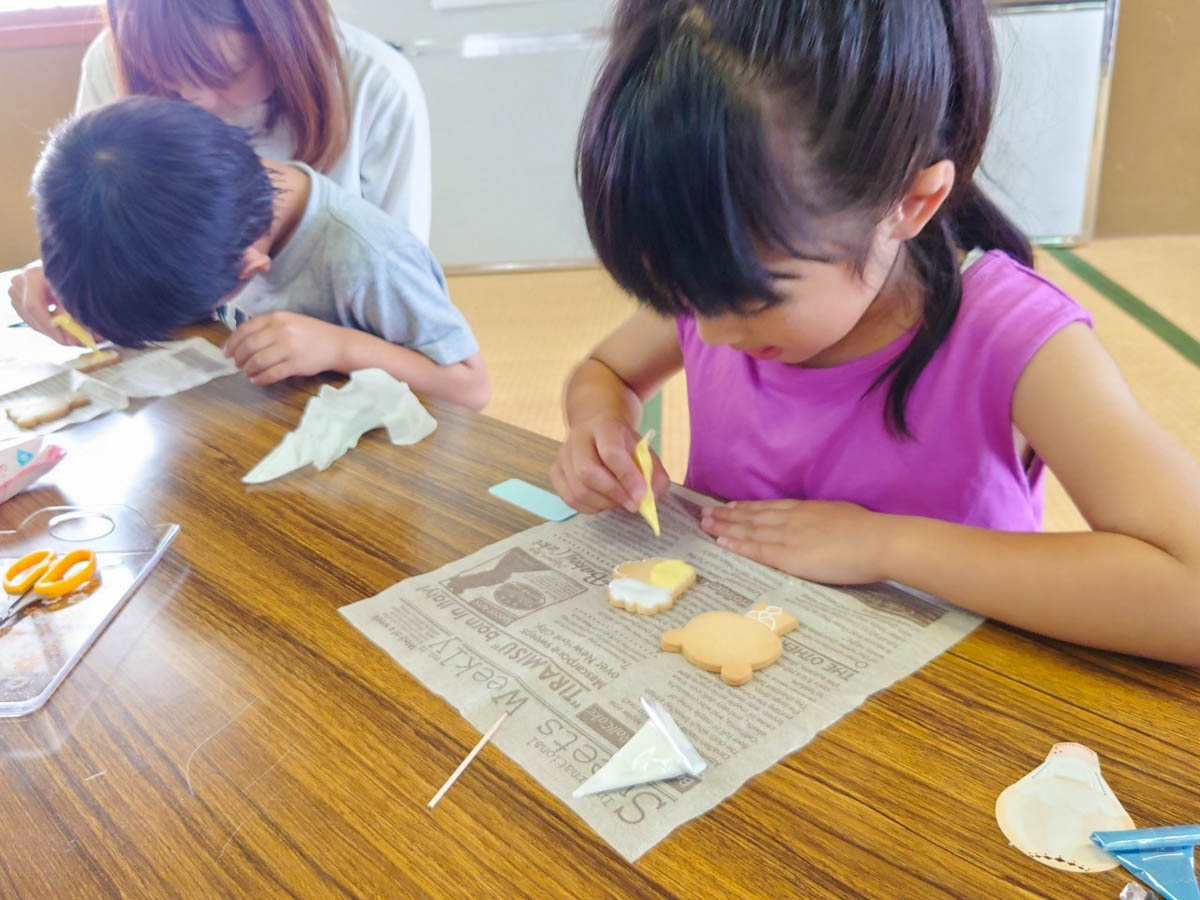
[552,0,1200,664]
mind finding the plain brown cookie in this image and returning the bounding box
[661,602,799,685]
[6,392,91,429]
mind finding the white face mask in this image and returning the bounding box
[995,742,1135,873]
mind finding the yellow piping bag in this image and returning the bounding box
[51,313,99,353]
[633,429,660,536]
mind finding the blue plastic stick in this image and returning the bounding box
[488,479,577,521]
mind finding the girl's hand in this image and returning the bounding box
[7,262,84,345]
[224,311,349,385]
[550,414,670,514]
[701,499,895,585]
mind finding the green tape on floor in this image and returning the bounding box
[1048,248,1200,370]
[643,390,663,455]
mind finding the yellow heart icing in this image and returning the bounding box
[649,560,693,588]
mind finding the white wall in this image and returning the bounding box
[335,1,1114,267]
[982,6,1111,242]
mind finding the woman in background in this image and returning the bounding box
[13,0,430,342]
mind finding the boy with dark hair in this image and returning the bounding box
[32,96,488,410]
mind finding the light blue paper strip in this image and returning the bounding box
[489,479,578,521]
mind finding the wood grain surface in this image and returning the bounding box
[1,326,1198,899]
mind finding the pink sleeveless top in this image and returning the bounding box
[677,251,1092,530]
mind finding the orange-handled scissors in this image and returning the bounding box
[3,549,98,627]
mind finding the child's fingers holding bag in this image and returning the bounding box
[550,455,612,514]
[225,316,298,383]
[9,264,75,345]
[592,420,649,509]
[650,450,671,498]
[551,450,612,513]
[248,360,297,386]
[226,313,345,384]
[552,422,636,513]
[223,315,275,365]
[243,346,292,382]
[570,447,633,512]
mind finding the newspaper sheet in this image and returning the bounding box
[79,338,237,399]
[0,338,237,439]
[342,489,983,861]
[0,369,129,440]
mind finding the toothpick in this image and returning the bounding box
[427,711,508,809]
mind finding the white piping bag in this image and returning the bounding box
[573,694,706,798]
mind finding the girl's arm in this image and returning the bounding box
[880,322,1200,662]
[552,307,683,512]
[565,306,684,427]
[703,323,1200,664]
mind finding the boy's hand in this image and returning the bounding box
[700,499,896,585]
[224,311,348,385]
[8,262,87,345]
[550,414,670,514]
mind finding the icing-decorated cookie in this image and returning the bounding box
[661,602,798,685]
[608,558,696,615]
[6,393,91,429]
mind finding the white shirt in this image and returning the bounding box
[74,20,432,243]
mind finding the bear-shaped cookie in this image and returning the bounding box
[661,602,798,685]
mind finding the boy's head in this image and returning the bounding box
[33,95,276,346]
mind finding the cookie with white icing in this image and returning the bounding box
[6,392,91,429]
[608,558,696,615]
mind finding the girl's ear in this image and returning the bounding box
[889,160,956,241]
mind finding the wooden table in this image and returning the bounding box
[2,327,1198,899]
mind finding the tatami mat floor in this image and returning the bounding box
[1070,236,1200,340]
[450,235,1200,533]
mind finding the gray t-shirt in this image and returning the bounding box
[221,164,478,365]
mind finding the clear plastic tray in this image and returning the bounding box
[0,505,178,717]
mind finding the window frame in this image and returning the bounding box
[0,4,103,52]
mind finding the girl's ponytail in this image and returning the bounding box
[950,181,1033,268]
[873,0,1033,436]
[937,0,1033,267]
